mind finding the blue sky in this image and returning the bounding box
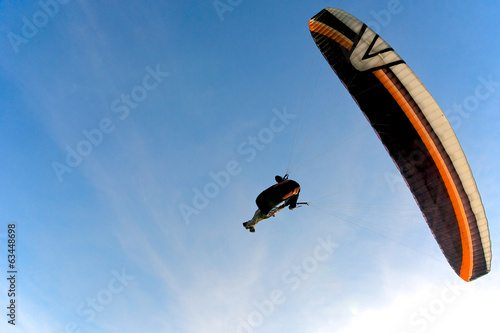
[1,0,499,332]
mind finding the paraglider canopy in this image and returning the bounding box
[308,8,491,281]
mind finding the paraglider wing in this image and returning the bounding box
[309,8,491,281]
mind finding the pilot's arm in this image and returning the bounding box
[288,194,299,210]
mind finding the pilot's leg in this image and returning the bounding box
[243,209,267,232]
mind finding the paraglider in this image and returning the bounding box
[308,8,491,281]
[243,175,303,233]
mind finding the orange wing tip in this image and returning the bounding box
[308,19,353,50]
